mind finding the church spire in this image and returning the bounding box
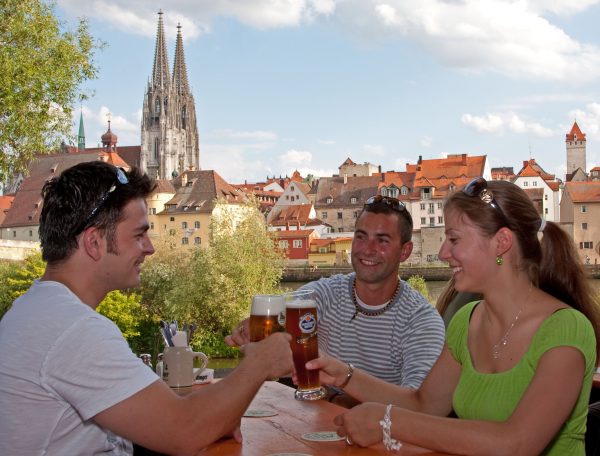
[172,23,190,95]
[77,109,85,151]
[152,10,170,88]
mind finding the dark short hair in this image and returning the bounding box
[356,196,413,243]
[39,161,156,263]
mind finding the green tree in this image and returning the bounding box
[96,291,142,341]
[0,0,101,181]
[407,275,431,303]
[139,198,285,357]
[0,260,20,316]
[5,251,45,303]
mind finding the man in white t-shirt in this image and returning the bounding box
[0,161,293,456]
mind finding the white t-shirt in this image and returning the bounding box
[0,280,158,455]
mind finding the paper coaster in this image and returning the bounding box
[301,431,344,442]
[243,409,278,417]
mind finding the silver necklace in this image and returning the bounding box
[491,284,532,359]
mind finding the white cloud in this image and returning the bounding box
[72,105,140,147]
[462,112,553,136]
[57,0,600,80]
[420,136,433,148]
[279,149,313,165]
[567,102,600,139]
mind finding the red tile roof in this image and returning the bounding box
[516,159,555,180]
[566,121,586,141]
[1,151,129,228]
[270,205,313,225]
[564,181,600,203]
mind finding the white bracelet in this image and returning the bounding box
[379,404,402,452]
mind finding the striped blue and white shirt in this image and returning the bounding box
[301,273,445,388]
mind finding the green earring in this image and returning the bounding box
[496,255,503,266]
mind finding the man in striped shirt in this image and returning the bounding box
[227,196,445,404]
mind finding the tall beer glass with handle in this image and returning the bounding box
[250,294,285,342]
[285,289,326,401]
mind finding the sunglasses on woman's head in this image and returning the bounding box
[462,177,509,226]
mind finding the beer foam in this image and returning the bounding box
[285,299,316,309]
[251,295,285,315]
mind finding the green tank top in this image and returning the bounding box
[447,302,596,455]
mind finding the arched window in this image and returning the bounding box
[153,138,159,161]
[155,98,161,115]
[182,106,187,128]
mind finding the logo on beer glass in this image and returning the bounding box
[299,312,316,333]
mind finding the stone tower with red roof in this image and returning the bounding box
[566,121,586,179]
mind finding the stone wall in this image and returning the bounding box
[0,239,40,261]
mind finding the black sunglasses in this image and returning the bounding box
[77,167,129,233]
[365,195,408,213]
[462,177,509,225]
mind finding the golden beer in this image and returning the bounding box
[250,295,285,342]
[285,290,326,401]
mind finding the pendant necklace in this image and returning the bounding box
[350,278,400,321]
[491,284,532,359]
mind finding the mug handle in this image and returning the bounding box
[192,351,208,371]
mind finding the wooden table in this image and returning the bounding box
[198,381,449,455]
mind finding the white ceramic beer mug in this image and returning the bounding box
[162,347,208,388]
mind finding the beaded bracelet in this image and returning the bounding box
[379,404,402,452]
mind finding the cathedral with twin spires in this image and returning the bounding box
[141,11,200,179]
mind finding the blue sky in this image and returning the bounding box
[55,0,600,184]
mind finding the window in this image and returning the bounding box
[401,187,409,196]
[169,229,176,236]
[182,221,188,229]
[354,211,359,219]
[290,186,295,191]
[194,237,201,245]
[532,181,537,187]
[322,212,328,219]
[580,241,593,249]
[438,216,443,224]
[170,217,175,222]
[420,217,426,225]
[422,188,432,199]
[582,223,588,230]
[544,194,548,201]
[194,221,200,229]
[429,217,435,225]
[290,196,295,202]
[581,205,587,213]
[337,212,343,219]
[338,227,344,232]
[523,181,528,187]
[426,254,439,262]
[428,203,434,214]
[326,197,333,204]
[278,240,289,249]
[285,195,289,200]
[319,247,328,253]
[182,237,189,245]
[13,231,16,237]
[150,222,154,230]
[29,230,33,237]
[293,239,302,248]
[420,203,425,210]
[437,203,442,209]
[351,197,357,204]
[544,208,548,215]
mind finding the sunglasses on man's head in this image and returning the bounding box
[78,167,129,234]
[364,195,408,213]
[461,177,509,225]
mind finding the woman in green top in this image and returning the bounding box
[307,178,600,455]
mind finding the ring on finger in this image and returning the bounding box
[345,436,353,445]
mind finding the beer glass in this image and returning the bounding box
[285,289,326,401]
[250,294,286,342]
